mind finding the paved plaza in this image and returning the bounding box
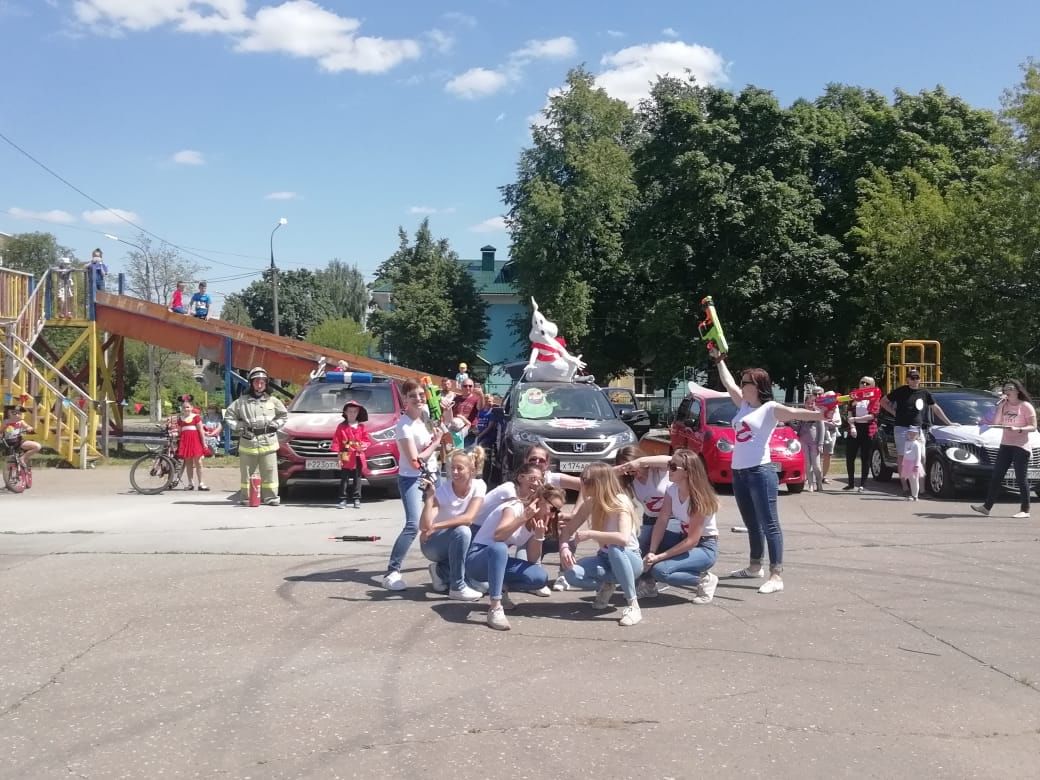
[1,468,1038,779]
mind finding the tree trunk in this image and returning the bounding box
[148,345,159,423]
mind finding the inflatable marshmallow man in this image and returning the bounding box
[523,298,587,382]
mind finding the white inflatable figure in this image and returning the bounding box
[309,356,328,380]
[523,298,587,382]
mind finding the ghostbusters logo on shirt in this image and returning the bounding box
[735,421,753,443]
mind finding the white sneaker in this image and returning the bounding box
[856,486,865,493]
[552,575,571,591]
[728,566,764,579]
[635,579,659,599]
[486,606,510,630]
[382,571,407,591]
[264,496,281,506]
[758,577,784,595]
[531,585,552,597]
[619,605,642,626]
[692,571,719,605]
[500,591,517,611]
[428,563,447,593]
[970,504,990,516]
[448,585,483,601]
[1013,511,1030,519]
[593,582,616,610]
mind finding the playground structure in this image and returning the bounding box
[884,339,942,392]
[0,266,433,468]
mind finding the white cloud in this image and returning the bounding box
[172,148,205,165]
[425,28,454,54]
[6,207,76,224]
[442,11,476,28]
[596,41,728,106]
[510,36,577,63]
[661,27,679,38]
[82,208,141,225]
[73,0,419,75]
[494,112,506,122]
[409,205,455,215]
[469,216,506,233]
[265,191,299,200]
[446,67,509,99]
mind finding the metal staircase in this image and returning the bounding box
[0,267,99,467]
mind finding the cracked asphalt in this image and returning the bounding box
[1,468,1038,779]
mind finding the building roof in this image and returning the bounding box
[370,258,518,295]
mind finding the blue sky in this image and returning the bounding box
[2,0,1038,307]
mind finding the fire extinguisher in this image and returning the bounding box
[248,471,262,507]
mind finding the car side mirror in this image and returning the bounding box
[620,409,635,421]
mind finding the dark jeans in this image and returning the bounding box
[338,464,362,501]
[984,445,1031,512]
[845,424,872,487]
[732,464,783,569]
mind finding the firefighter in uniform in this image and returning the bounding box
[224,367,288,505]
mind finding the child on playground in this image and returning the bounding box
[55,257,75,319]
[175,395,209,491]
[168,282,187,314]
[331,401,372,509]
[900,426,925,501]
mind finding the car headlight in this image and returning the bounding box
[715,438,733,453]
[514,430,541,444]
[615,429,635,444]
[370,427,395,442]
[944,445,979,465]
[785,440,802,454]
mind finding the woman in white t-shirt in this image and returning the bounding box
[717,358,824,595]
[383,379,442,591]
[419,448,487,601]
[558,463,645,626]
[465,464,561,630]
[641,449,720,604]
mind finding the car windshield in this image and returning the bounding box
[933,394,997,425]
[705,398,739,426]
[290,382,395,414]
[515,385,616,421]
[604,389,637,410]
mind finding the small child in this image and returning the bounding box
[2,406,42,465]
[175,395,209,490]
[797,388,826,492]
[55,257,75,319]
[169,282,187,314]
[900,426,925,501]
[331,401,372,509]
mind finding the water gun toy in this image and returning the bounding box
[420,376,443,421]
[697,296,729,360]
[815,386,882,410]
[328,535,381,542]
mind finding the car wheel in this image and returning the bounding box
[926,456,957,499]
[787,481,804,494]
[870,448,893,482]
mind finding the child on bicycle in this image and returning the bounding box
[330,401,372,509]
[2,406,42,465]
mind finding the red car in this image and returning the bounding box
[276,374,404,497]
[669,387,806,493]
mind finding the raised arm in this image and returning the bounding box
[773,404,825,424]
[716,358,743,405]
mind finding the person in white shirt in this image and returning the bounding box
[384,380,441,591]
[716,359,824,595]
[899,426,926,502]
[558,463,645,626]
[821,401,842,484]
[641,448,720,604]
[419,448,487,601]
[465,464,562,630]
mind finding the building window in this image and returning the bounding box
[633,370,656,397]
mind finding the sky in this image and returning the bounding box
[2,0,1038,308]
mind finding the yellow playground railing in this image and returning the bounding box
[884,340,942,392]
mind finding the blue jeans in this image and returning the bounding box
[638,520,683,557]
[420,525,472,592]
[388,475,423,574]
[466,542,548,600]
[564,547,644,601]
[732,464,783,569]
[650,537,718,587]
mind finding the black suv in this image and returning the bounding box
[491,380,637,484]
[871,387,1040,498]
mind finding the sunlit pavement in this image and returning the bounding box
[2,468,1038,778]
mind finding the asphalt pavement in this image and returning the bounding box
[1,467,1038,779]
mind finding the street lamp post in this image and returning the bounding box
[269,218,287,337]
[104,233,152,301]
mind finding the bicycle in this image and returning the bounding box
[129,426,185,495]
[1,438,33,493]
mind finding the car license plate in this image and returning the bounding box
[559,461,586,473]
[305,459,339,471]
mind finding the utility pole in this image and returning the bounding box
[270,218,287,336]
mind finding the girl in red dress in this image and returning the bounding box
[175,396,209,491]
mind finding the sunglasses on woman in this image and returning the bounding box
[667,462,684,471]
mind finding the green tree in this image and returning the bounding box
[238,269,335,338]
[219,293,253,327]
[307,317,376,357]
[1,232,76,277]
[369,220,489,373]
[502,68,641,379]
[317,259,369,325]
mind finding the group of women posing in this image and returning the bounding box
[382,368,825,630]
